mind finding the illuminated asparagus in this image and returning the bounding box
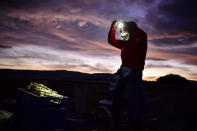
[26,82,64,104]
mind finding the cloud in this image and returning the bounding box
[0,45,12,48]
[146,57,166,61]
[169,47,197,56]
[76,63,114,73]
[146,49,197,67]
[146,0,197,34]
[145,58,174,69]
[150,36,197,46]
[0,45,117,73]
[148,41,197,59]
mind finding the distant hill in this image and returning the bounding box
[156,74,189,84]
[0,69,112,80]
[0,69,196,84]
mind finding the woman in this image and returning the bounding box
[108,20,150,131]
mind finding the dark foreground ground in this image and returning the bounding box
[0,77,197,131]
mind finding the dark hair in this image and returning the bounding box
[125,21,137,34]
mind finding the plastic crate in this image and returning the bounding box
[16,88,68,130]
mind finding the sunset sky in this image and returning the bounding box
[0,0,197,81]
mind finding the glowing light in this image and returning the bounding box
[117,22,124,29]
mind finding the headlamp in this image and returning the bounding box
[117,21,129,41]
[117,22,125,29]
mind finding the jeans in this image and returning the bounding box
[110,67,151,129]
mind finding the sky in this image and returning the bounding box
[0,0,197,81]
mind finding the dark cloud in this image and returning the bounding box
[151,45,197,57]
[145,64,174,69]
[146,57,166,61]
[0,0,60,10]
[146,0,197,34]
[187,60,197,66]
[145,58,174,69]
[1,34,84,51]
[86,49,119,57]
[0,8,111,50]
[78,63,113,72]
[0,45,12,48]
[59,20,108,41]
[128,0,154,4]
[190,73,197,77]
[0,15,39,34]
[150,36,197,46]
[0,0,125,18]
[0,15,85,50]
[171,47,197,56]
[0,47,57,61]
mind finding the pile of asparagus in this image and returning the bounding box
[26,82,64,104]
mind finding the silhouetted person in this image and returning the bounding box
[108,20,150,131]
